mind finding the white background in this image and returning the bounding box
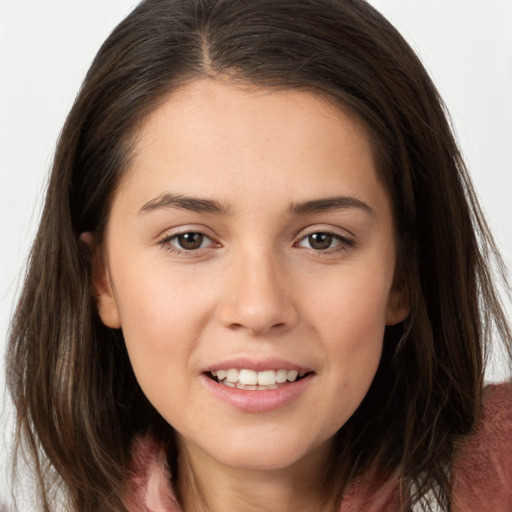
[1,0,511,507]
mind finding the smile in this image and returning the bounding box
[208,368,311,390]
[202,365,315,412]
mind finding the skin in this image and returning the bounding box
[89,79,409,512]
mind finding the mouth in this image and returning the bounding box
[205,368,313,391]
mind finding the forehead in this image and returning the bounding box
[115,79,389,216]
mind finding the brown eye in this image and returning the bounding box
[160,230,217,255]
[307,233,334,250]
[296,231,353,252]
[176,232,206,250]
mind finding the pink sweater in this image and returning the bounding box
[124,383,512,511]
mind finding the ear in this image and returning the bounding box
[80,232,121,329]
[385,274,410,326]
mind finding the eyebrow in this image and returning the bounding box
[290,196,375,216]
[139,193,231,215]
[139,192,374,217]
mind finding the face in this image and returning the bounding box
[91,79,408,475]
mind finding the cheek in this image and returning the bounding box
[308,264,390,342]
[115,258,213,334]
[305,266,390,395]
[110,261,217,398]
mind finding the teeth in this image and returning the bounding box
[226,369,239,383]
[239,369,258,386]
[257,370,276,386]
[211,367,308,389]
[287,370,298,381]
[276,369,287,383]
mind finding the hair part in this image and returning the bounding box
[7,1,511,511]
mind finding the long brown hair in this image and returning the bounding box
[7,0,511,510]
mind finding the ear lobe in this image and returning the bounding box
[80,232,121,329]
[385,279,410,326]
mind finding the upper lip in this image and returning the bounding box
[202,357,313,374]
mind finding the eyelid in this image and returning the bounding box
[155,224,356,257]
[294,225,356,252]
[157,226,220,256]
[295,224,355,241]
[156,223,216,240]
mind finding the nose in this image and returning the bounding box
[218,248,299,335]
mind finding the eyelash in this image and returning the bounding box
[158,229,355,257]
[294,231,355,254]
[158,229,216,257]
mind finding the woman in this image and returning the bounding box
[6,0,512,511]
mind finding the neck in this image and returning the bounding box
[176,438,336,512]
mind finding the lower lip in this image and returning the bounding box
[201,374,314,413]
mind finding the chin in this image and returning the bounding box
[189,428,332,473]
[220,451,302,472]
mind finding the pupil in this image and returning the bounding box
[178,233,203,250]
[309,233,332,250]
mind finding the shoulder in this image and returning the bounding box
[122,434,181,512]
[451,381,512,511]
